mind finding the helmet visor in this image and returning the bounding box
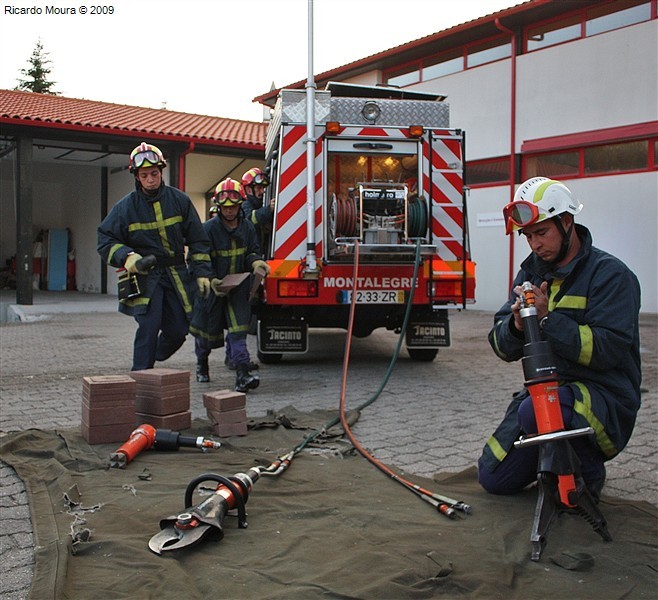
[217,191,243,206]
[132,150,161,169]
[252,173,269,186]
[503,200,539,234]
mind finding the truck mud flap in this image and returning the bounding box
[405,316,450,348]
[258,321,309,354]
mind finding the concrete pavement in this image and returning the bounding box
[1,292,657,600]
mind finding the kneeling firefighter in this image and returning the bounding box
[189,178,270,392]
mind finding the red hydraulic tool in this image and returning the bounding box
[110,425,221,468]
[513,282,611,560]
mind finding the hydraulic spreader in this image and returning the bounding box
[513,282,611,561]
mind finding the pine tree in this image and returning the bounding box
[15,39,58,94]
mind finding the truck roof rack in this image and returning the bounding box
[324,81,446,102]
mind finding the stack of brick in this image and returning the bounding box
[131,368,191,431]
[81,375,137,444]
[203,389,248,437]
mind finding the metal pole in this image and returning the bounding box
[304,0,318,273]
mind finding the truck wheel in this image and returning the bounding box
[407,348,438,362]
[257,350,283,364]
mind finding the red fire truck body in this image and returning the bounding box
[256,82,475,362]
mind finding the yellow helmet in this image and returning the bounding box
[129,142,167,173]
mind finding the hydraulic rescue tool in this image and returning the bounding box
[117,254,157,299]
[110,424,221,468]
[513,282,611,561]
[148,455,292,554]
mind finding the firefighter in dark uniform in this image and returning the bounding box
[241,167,274,258]
[477,177,641,500]
[97,142,212,371]
[190,178,270,392]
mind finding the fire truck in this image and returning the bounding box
[255,82,475,363]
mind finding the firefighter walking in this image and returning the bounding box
[190,178,270,392]
[97,142,212,371]
[241,167,274,258]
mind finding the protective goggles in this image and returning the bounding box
[251,173,269,186]
[502,200,539,234]
[131,150,161,168]
[216,191,243,205]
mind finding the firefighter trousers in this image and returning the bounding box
[477,386,606,494]
[132,277,189,371]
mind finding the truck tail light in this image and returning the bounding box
[409,125,424,137]
[428,281,462,298]
[278,279,319,298]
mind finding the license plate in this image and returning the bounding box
[346,290,405,304]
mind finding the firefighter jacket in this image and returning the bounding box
[483,224,641,471]
[189,215,261,346]
[243,193,273,256]
[97,184,212,317]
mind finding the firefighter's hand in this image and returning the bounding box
[210,278,227,297]
[252,260,271,277]
[124,253,143,274]
[197,277,211,298]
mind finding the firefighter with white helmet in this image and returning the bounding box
[98,142,212,371]
[189,178,269,392]
[478,177,641,501]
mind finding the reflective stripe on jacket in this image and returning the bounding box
[97,185,212,317]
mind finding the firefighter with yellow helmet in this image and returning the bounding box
[478,177,641,501]
[241,167,274,257]
[97,142,212,371]
[189,177,270,392]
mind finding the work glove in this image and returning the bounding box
[124,253,143,274]
[197,277,211,299]
[252,260,271,277]
[210,278,227,297]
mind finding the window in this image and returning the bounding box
[526,0,653,52]
[387,67,420,88]
[525,152,580,179]
[526,16,581,51]
[654,140,658,167]
[467,39,511,68]
[584,141,648,174]
[586,1,652,37]
[466,157,510,186]
[422,50,464,82]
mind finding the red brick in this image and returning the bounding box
[130,369,190,385]
[135,411,191,430]
[210,421,248,437]
[81,421,136,445]
[203,389,246,412]
[82,401,136,426]
[206,408,247,425]
[134,395,189,416]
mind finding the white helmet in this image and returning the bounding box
[504,177,583,234]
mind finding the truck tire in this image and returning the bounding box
[257,350,283,364]
[407,348,438,362]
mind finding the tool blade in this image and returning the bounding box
[148,523,212,554]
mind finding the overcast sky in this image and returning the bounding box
[1,0,520,121]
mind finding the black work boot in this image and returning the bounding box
[225,355,259,371]
[235,366,259,393]
[196,359,210,383]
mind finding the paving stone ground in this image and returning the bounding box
[1,293,656,599]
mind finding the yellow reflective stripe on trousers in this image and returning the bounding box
[572,381,617,458]
[485,434,508,462]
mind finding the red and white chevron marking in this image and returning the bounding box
[422,131,465,260]
[273,125,324,260]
